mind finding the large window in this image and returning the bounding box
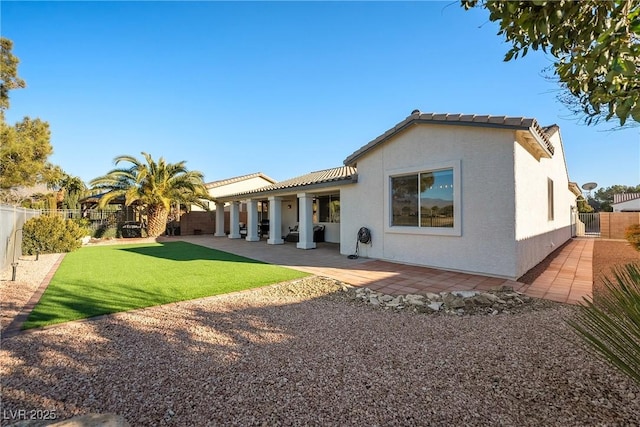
[391,168,454,228]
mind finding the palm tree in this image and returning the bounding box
[90,152,212,237]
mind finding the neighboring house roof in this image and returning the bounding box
[205,172,276,189]
[344,110,556,166]
[219,166,358,200]
[613,193,640,204]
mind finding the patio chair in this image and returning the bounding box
[285,224,299,242]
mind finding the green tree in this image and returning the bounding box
[44,169,87,210]
[0,37,26,113]
[462,1,640,126]
[90,152,213,237]
[0,117,54,190]
[0,37,56,196]
[592,184,640,211]
[577,196,594,213]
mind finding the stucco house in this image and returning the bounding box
[191,172,276,212]
[612,193,640,212]
[218,110,580,280]
[181,172,276,235]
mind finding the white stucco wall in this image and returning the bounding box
[341,124,519,278]
[210,177,273,198]
[317,222,340,243]
[191,176,274,212]
[613,198,640,212]
[514,131,575,277]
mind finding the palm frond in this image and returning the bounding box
[567,263,640,385]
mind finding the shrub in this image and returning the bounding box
[93,225,119,239]
[22,215,87,255]
[625,224,640,250]
[72,218,91,231]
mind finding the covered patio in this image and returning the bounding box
[215,166,356,249]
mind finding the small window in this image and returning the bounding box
[317,195,340,223]
[547,178,554,221]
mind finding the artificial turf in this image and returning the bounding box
[23,241,309,329]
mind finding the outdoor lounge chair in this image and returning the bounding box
[285,224,325,243]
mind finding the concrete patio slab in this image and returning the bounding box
[173,235,593,305]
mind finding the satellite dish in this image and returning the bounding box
[581,182,598,191]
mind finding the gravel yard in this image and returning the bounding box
[1,247,640,426]
[593,239,640,298]
[0,254,62,332]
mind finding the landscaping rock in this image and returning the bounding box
[345,284,553,317]
[453,290,478,298]
[424,292,441,301]
[443,293,466,309]
[427,302,444,311]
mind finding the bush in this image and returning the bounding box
[72,218,91,231]
[93,225,119,239]
[625,224,640,250]
[22,215,87,255]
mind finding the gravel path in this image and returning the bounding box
[1,254,62,333]
[1,253,640,426]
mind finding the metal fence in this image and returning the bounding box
[39,208,134,231]
[577,212,601,237]
[0,204,40,271]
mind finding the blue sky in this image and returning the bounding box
[2,1,638,192]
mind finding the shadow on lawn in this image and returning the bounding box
[2,285,639,426]
[118,241,265,264]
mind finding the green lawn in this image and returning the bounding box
[23,241,309,329]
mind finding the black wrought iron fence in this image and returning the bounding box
[39,209,123,230]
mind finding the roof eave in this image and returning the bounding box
[344,114,557,166]
[515,128,554,161]
[218,175,358,202]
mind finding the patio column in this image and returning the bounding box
[246,199,260,242]
[228,201,241,239]
[267,196,284,245]
[296,193,316,250]
[214,202,226,237]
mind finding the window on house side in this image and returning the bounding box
[391,168,454,228]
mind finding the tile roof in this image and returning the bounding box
[613,193,640,204]
[344,110,555,166]
[219,166,358,200]
[205,172,276,189]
